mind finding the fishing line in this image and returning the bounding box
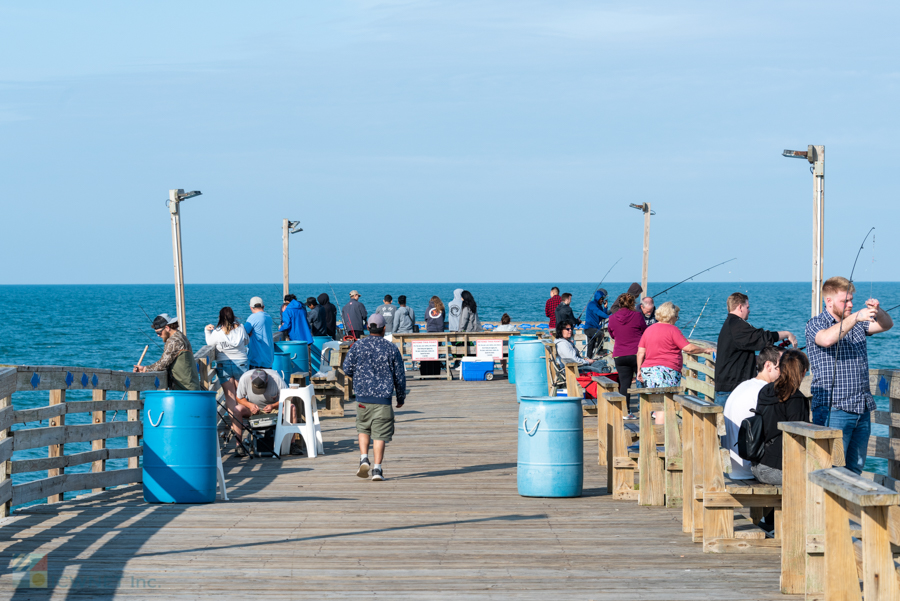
[651,258,737,299]
[824,227,875,427]
[577,258,622,320]
[687,296,711,338]
[135,327,163,350]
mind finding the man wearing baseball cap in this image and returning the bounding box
[342,312,407,481]
[134,314,201,391]
[341,290,368,340]
[232,368,296,456]
[244,296,274,369]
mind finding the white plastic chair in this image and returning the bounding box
[274,385,324,458]
[313,341,342,378]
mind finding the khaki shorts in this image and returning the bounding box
[356,403,395,442]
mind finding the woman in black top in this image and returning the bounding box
[752,349,810,485]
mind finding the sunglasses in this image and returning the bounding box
[563,327,573,331]
[155,329,164,337]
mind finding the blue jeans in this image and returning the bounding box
[812,406,870,475]
[714,391,730,407]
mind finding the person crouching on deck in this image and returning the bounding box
[342,313,407,482]
[134,314,201,391]
[232,369,299,456]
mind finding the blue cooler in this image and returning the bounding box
[461,358,494,381]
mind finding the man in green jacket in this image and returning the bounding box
[134,314,201,391]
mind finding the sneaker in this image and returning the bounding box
[356,457,370,478]
[371,467,384,481]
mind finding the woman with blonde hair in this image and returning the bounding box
[636,301,714,388]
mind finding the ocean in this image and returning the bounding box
[3,281,899,508]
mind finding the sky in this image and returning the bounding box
[2,1,898,285]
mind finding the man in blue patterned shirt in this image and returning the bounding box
[342,312,407,481]
[806,276,893,474]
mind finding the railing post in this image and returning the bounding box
[0,392,11,517]
[48,389,65,504]
[91,389,106,493]
[127,390,141,470]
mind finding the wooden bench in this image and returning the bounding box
[592,376,619,465]
[601,389,639,501]
[306,343,352,417]
[808,467,900,600]
[627,386,684,507]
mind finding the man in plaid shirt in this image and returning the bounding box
[806,276,893,474]
[545,287,562,328]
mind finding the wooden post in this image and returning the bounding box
[169,189,187,332]
[823,491,861,599]
[780,430,806,593]
[48,389,66,504]
[690,405,706,542]
[91,389,107,492]
[283,218,290,298]
[663,392,683,508]
[0,393,11,517]
[804,436,838,596]
[638,392,665,506]
[890,395,900,480]
[701,411,731,551]
[861,504,900,600]
[127,391,140,470]
[642,202,651,297]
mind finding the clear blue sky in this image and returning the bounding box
[2,1,897,285]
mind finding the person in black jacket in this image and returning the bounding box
[715,292,798,406]
[752,350,810,485]
[554,293,580,327]
[317,293,338,340]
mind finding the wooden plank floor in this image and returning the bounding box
[0,379,797,599]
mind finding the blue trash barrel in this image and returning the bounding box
[513,340,548,401]
[273,351,292,382]
[518,395,583,497]
[310,336,332,373]
[276,341,309,375]
[508,334,537,384]
[142,390,218,503]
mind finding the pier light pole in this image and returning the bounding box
[783,146,824,317]
[283,219,303,298]
[629,203,654,298]
[168,189,202,333]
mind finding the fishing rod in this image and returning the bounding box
[825,227,875,427]
[577,257,622,320]
[651,258,737,299]
[687,296,710,338]
[328,282,357,340]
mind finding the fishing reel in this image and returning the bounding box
[777,339,792,349]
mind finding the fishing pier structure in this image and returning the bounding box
[2,328,899,599]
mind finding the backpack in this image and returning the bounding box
[737,408,770,463]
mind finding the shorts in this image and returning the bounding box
[640,365,682,388]
[356,403,395,442]
[216,359,247,382]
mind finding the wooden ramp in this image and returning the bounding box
[0,379,796,599]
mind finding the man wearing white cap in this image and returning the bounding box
[244,296,274,369]
[341,290,368,340]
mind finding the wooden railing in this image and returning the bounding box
[0,365,167,516]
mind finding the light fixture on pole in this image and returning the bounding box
[629,203,655,298]
[283,219,303,298]
[783,145,824,317]
[168,189,202,334]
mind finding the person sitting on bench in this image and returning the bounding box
[554,320,601,375]
[233,369,297,456]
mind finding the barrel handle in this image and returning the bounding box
[291,353,298,360]
[523,418,540,436]
[147,410,164,427]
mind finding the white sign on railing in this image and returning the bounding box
[411,340,439,361]
[476,339,503,360]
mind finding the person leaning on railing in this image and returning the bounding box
[134,313,201,391]
[636,302,714,388]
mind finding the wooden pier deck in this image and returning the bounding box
[0,379,797,600]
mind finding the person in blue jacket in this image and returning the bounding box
[279,294,314,345]
[584,288,610,359]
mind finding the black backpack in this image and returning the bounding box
[737,408,768,463]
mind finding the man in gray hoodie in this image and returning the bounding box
[448,289,464,332]
[342,290,368,339]
[391,295,416,334]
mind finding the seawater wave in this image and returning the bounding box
[2,281,899,507]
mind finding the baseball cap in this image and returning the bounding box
[151,314,178,330]
[250,369,269,393]
[367,313,385,328]
[349,290,360,297]
[249,296,264,308]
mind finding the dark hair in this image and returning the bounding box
[461,290,477,314]
[501,313,511,325]
[756,346,782,371]
[615,293,635,311]
[306,296,317,307]
[384,294,392,302]
[555,320,574,339]
[561,292,572,301]
[368,324,385,335]
[217,307,237,334]
[284,294,297,303]
[551,286,559,293]
[398,295,407,305]
[773,350,809,402]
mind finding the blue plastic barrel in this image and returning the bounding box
[508,334,538,384]
[273,351,292,382]
[276,341,309,375]
[518,395,583,497]
[513,340,548,401]
[310,336,332,373]
[142,390,218,503]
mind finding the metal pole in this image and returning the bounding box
[169,189,187,333]
[642,202,651,298]
[811,145,825,317]
[283,218,290,298]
